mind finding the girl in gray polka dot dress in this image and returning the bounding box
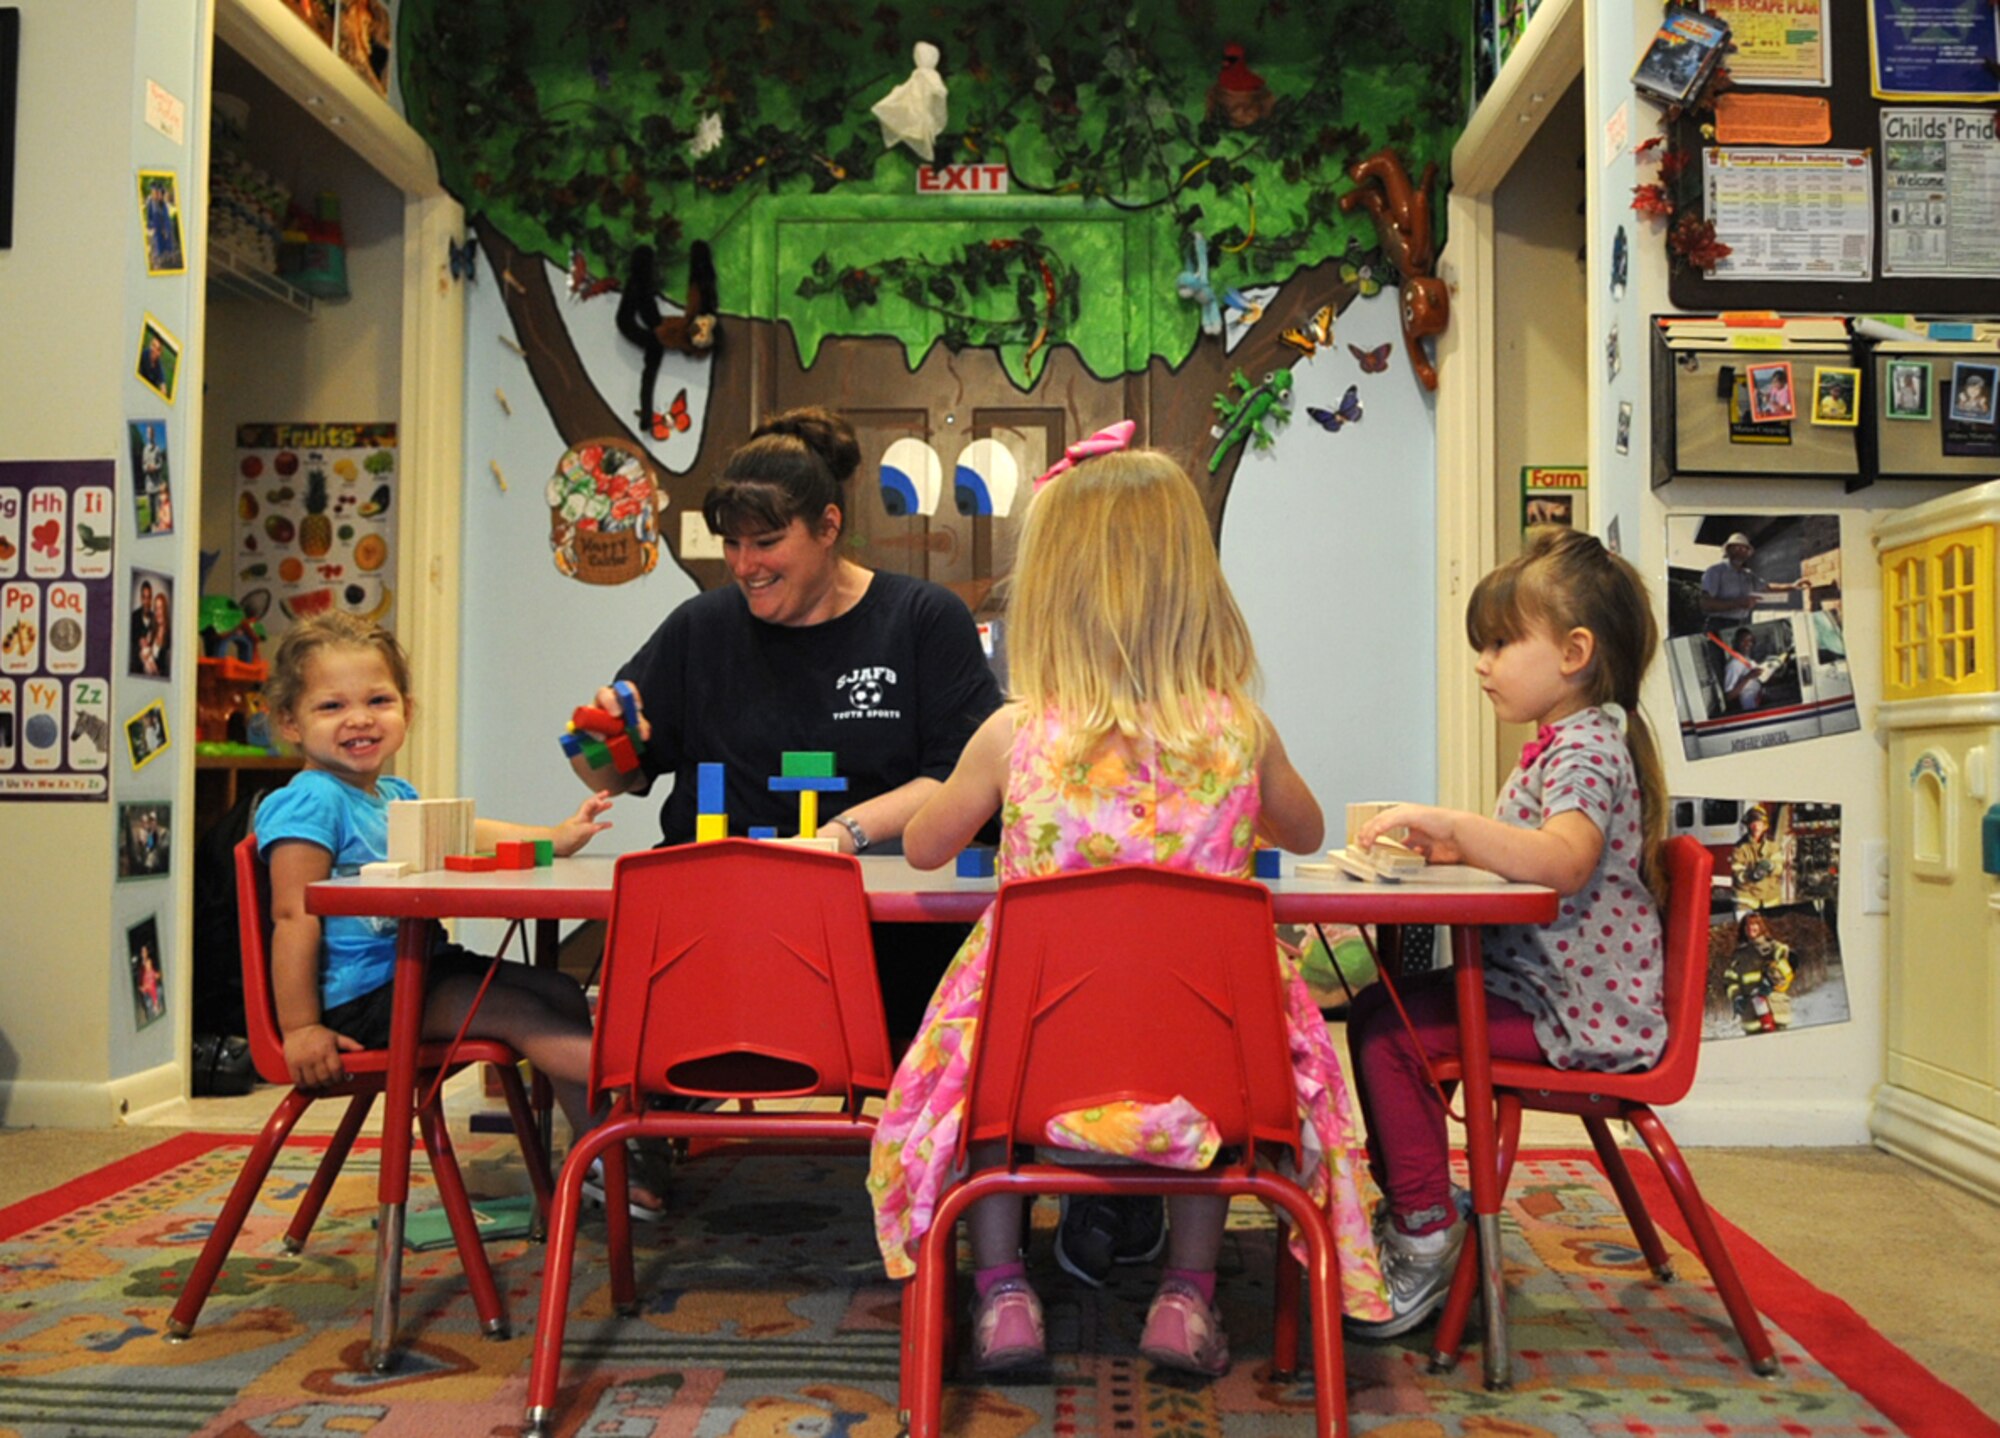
[1344,526,1670,1339]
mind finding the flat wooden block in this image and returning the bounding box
[695,812,729,843]
[780,750,837,778]
[571,704,624,736]
[444,853,501,873]
[769,835,840,851]
[360,860,411,880]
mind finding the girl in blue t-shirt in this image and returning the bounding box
[257,613,655,1209]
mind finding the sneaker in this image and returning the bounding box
[1344,1218,1465,1342]
[1370,1183,1473,1248]
[1054,1195,1166,1288]
[971,1279,1046,1372]
[1138,1278,1231,1376]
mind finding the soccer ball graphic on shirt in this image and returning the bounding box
[848,678,884,709]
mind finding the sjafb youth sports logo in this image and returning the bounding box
[834,666,900,720]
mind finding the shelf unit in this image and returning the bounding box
[206,243,316,316]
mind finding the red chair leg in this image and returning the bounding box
[903,1182,973,1438]
[494,1061,555,1222]
[1271,1215,1302,1379]
[524,1130,612,1438]
[603,1131,637,1313]
[1583,1114,1674,1280]
[1626,1108,1779,1375]
[284,1091,374,1254]
[417,1101,509,1337]
[1432,1092,1523,1371]
[167,1087,318,1338]
[1253,1177,1345,1437]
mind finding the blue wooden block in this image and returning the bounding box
[1254,847,1282,879]
[613,678,642,728]
[768,775,851,793]
[748,826,778,840]
[557,730,583,758]
[697,762,725,815]
[956,847,996,878]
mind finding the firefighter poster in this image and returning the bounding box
[1663,513,1857,761]
[1670,794,1851,1040]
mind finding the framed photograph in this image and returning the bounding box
[1810,366,1861,427]
[126,915,166,1030]
[1949,361,1998,426]
[134,314,181,404]
[136,169,185,276]
[128,567,174,679]
[1615,400,1634,454]
[125,700,169,771]
[127,419,173,535]
[1746,361,1796,423]
[1886,360,1932,421]
[117,800,172,878]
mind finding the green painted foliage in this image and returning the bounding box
[400,0,1467,386]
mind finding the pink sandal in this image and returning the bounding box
[1139,1278,1231,1376]
[971,1279,1045,1372]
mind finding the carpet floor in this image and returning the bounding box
[0,1134,1993,1437]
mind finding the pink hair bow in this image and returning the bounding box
[1034,419,1137,491]
[1518,724,1558,771]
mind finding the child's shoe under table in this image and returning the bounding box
[1138,1278,1231,1376]
[972,1279,1046,1372]
[1344,1218,1465,1341]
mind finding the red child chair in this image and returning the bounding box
[523,839,893,1438]
[167,835,555,1342]
[899,866,1350,1438]
[1427,835,1779,1377]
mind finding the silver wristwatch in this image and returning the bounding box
[831,814,871,854]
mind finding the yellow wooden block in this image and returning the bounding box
[798,789,819,837]
[695,812,729,843]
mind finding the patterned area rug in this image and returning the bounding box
[0,1134,1990,1437]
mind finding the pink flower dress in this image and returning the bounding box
[866,701,1390,1321]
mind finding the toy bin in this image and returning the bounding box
[1873,478,2000,1203]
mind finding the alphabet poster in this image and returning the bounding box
[0,460,117,798]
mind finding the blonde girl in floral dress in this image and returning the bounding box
[867,434,1389,1378]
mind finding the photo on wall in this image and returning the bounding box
[134,315,181,404]
[128,567,173,679]
[1669,795,1849,1041]
[136,169,185,276]
[116,799,171,878]
[126,914,166,1030]
[125,699,169,771]
[1663,514,1856,761]
[127,419,173,535]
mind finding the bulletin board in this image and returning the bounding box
[1667,4,2000,313]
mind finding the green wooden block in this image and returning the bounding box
[534,839,555,866]
[781,750,836,778]
[579,734,613,767]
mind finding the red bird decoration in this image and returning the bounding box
[1207,43,1274,128]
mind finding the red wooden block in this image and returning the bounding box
[606,732,640,773]
[495,840,537,869]
[570,705,625,737]
[444,853,501,872]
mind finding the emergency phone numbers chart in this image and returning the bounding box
[0,461,116,799]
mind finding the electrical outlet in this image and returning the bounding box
[1862,839,1890,916]
[680,510,724,561]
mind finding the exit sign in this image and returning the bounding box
[916,164,1010,194]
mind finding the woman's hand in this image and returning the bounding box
[283,1023,363,1088]
[551,791,615,856]
[1355,803,1463,863]
[593,684,650,745]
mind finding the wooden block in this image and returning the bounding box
[571,704,625,736]
[578,733,613,769]
[445,853,501,873]
[1254,848,1282,879]
[748,826,778,840]
[557,729,583,758]
[697,762,725,814]
[612,679,641,728]
[360,860,411,881]
[695,812,729,843]
[798,788,818,837]
[781,750,837,778]
[534,839,555,866]
[770,835,840,851]
[767,775,850,792]
[606,732,639,773]
[495,840,536,869]
[956,847,997,878]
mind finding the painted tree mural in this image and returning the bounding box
[400,0,1465,593]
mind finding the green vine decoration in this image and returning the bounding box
[795,230,1080,362]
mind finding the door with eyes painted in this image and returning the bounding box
[770,340,1131,623]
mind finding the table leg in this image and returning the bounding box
[368,917,429,1371]
[1450,924,1510,1390]
[530,917,560,1240]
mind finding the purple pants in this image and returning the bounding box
[1346,968,1547,1235]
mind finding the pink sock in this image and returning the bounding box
[1163,1266,1216,1303]
[975,1260,1027,1298]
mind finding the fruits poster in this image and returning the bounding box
[0,460,117,800]
[233,423,395,647]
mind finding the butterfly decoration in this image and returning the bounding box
[568,249,616,301]
[650,388,691,441]
[1278,303,1336,360]
[1307,384,1365,434]
[1349,342,1392,374]
[447,236,476,283]
[1339,256,1382,298]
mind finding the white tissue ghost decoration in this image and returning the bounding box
[872,42,949,162]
